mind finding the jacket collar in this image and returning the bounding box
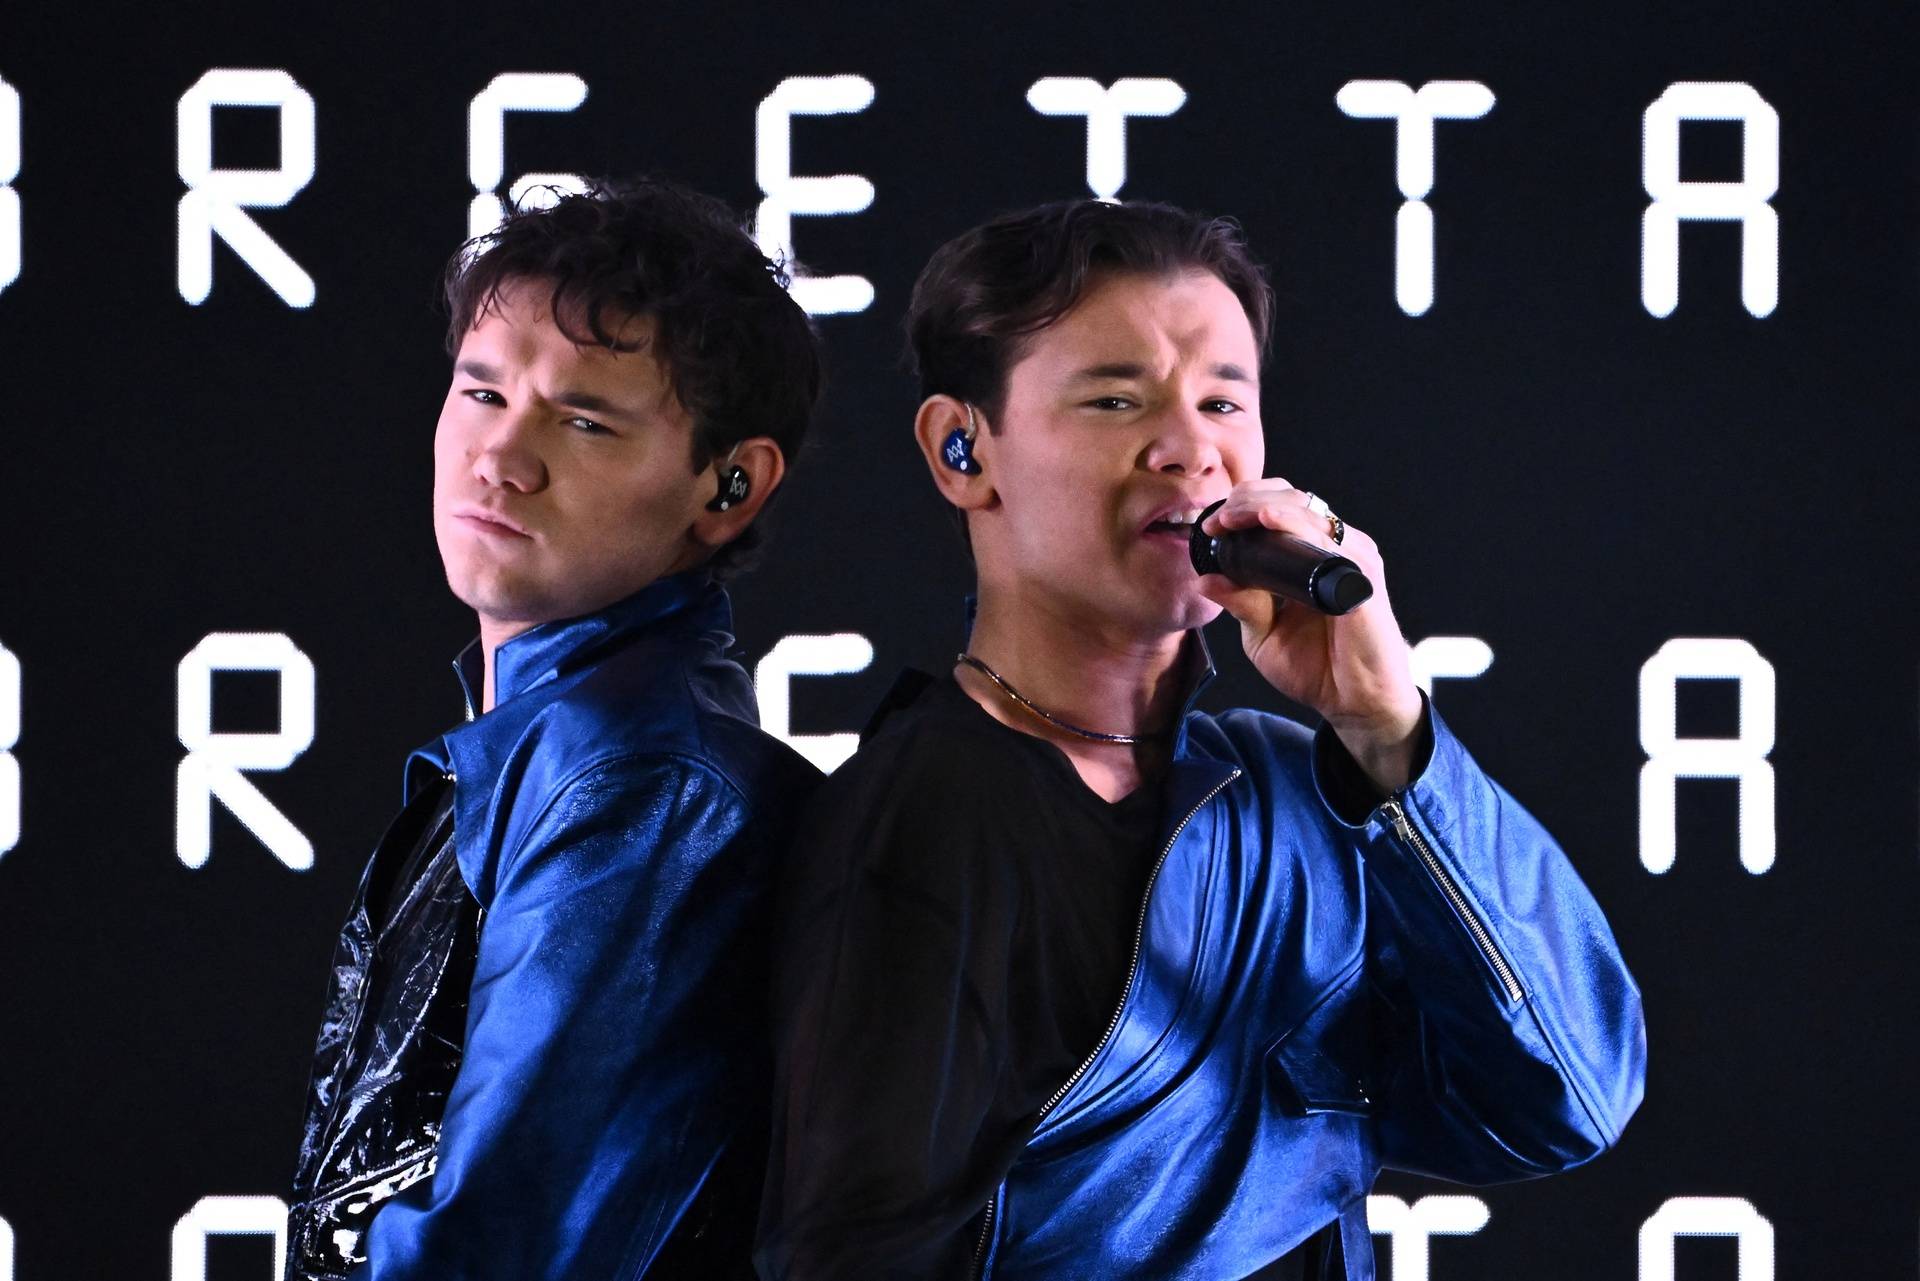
[1169,627,1218,758]
[451,570,727,717]
[407,571,729,795]
[1163,627,1240,833]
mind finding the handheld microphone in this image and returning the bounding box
[1187,498,1374,616]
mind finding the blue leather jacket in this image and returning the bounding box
[762,652,1645,1280]
[292,573,818,1279]
[988,698,1646,1279]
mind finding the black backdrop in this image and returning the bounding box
[1,1,1916,1277]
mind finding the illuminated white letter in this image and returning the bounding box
[170,1195,288,1281]
[0,1212,13,1281]
[467,72,590,240]
[0,77,19,293]
[754,75,875,316]
[1639,1196,1774,1281]
[1026,77,1186,202]
[1410,635,1493,693]
[0,641,17,858]
[754,634,874,772]
[176,633,316,870]
[1639,638,1775,875]
[1367,1195,1490,1281]
[1336,80,1495,316]
[177,69,316,308]
[1642,82,1779,318]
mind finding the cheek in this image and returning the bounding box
[573,459,691,544]
[1000,436,1098,511]
[1229,423,1265,478]
[431,415,466,488]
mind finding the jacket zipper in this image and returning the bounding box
[969,767,1242,1278]
[1379,797,1523,1003]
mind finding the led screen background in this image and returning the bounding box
[0,1,1916,1276]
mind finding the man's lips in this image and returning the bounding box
[451,505,532,539]
[1140,500,1220,539]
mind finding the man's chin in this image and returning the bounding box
[1090,590,1221,644]
[443,570,565,634]
[1169,593,1226,633]
[446,563,679,637]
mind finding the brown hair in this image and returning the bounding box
[444,176,823,580]
[904,199,1272,425]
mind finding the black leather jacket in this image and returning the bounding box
[288,775,473,1277]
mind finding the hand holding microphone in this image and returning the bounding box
[1189,481,1423,793]
[1188,497,1373,615]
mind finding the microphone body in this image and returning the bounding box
[1188,499,1374,616]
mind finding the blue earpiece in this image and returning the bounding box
[941,428,980,474]
[941,407,983,475]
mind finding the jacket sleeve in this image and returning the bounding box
[355,754,772,1279]
[1311,697,1648,1183]
[755,775,1019,1281]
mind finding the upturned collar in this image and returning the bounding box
[449,571,729,719]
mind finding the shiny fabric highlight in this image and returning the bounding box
[289,777,474,1276]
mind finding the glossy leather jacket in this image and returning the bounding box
[978,694,1647,1279]
[288,573,818,1279]
[289,774,473,1278]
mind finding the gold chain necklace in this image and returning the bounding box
[954,653,1170,746]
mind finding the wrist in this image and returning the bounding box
[1327,692,1425,794]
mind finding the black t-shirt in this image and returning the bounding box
[761,672,1308,1280]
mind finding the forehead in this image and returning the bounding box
[459,279,663,379]
[1011,270,1259,380]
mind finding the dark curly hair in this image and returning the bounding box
[443,177,822,580]
[905,198,1272,424]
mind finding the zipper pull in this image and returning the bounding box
[1380,797,1414,842]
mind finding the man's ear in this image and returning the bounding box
[688,436,786,549]
[912,395,997,513]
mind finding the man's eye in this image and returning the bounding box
[465,388,503,405]
[567,416,613,436]
[1086,396,1135,411]
[1202,398,1243,414]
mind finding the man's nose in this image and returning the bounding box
[1145,403,1223,477]
[471,406,548,493]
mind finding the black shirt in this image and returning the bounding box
[761,672,1309,1279]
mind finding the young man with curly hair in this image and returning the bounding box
[284,178,822,1280]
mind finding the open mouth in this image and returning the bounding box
[1143,507,1208,539]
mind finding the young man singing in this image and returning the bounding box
[758,200,1645,1280]
[285,179,822,1280]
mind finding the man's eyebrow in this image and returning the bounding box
[1068,362,1151,381]
[1067,361,1256,383]
[552,388,630,417]
[455,359,505,383]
